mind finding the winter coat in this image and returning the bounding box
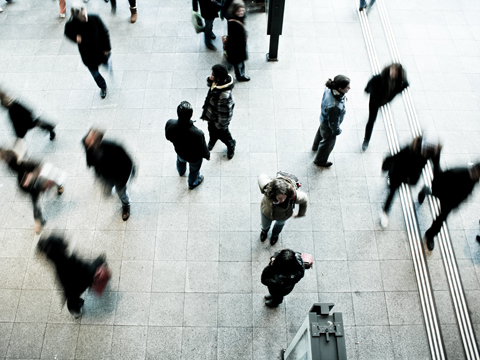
[320,88,346,136]
[7,101,38,138]
[226,18,248,65]
[382,145,440,187]
[201,75,235,129]
[261,251,305,296]
[431,168,477,210]
[64,14,111,68]
[258,174,308,221]
[192,0,220,20]
[165,119,210,163]
[83,139,134,187]
[365,73,409,106]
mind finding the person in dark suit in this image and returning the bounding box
[225,0,250,81]
[165,101,210,190]
[193,0,220,50]
[64,4,111,98]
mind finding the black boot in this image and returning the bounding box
[260,230,268,242]
[227,146,235,159]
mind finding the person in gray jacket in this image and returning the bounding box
[312,75,350,168]
[258,174,308,245]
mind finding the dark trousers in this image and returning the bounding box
[383,182,400,214]
[313,124,336,164]
[31,192,45,223]
[88,67,107,89]
[204,19,214,46]
[364,99,381,143]
[33,119,55,135]
[111,0,136,9]
[208,122,236,149]
[233,61,246,79]
[426,207,452,239]
[177,156,203,187]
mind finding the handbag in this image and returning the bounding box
[91,264,112,296]
[192,10,204,34]
[301,253,313,269]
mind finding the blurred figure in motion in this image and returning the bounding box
[362,63,409,151]
[418,163,480,251]
[0,89,56,141]
[201,64,236,159]
[193,0,220,50]
[165,101,210,190]
[381,135,441,229]
[359,0,375,12]
[82,128,134,221]
[109,0,138,23]
[225,0,250,82]
[0,148,66,233]
[37,235,110,319]
[59,0,67,17]
[312,75,350,168]
[261,249,305,308]
[64,4,111,99]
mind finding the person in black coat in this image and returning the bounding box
[225,0,249,82]
[82,128,134,221]
[165,101,210,190]
[419,163,480,251]
[0,90,56,141]
[362,63,409,151]
[193,0,220,50]
[37,235,107,318]
[380,135,441,228]
[64,4,111,99]
[261,249,305,308]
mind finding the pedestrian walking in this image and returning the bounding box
[37,235,110,318]
[0,149,66,233]
[261,249,305,307]
[193,0,220,50]
[362,63,409,151]
[108,0,138,23]
[165,101,211,190]
[380,135,441,228]
[258,173,308,245]
[0,89,56,141]
[418,163,480,251]
[201,64,236,159]
[312,75,350,168]
[82,128,134,221]
[58,0,66,17]
[359,0,375,11]
[64,4,111,99]
[225,0,250,82]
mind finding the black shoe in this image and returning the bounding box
[189,175,204,190]
[359,6,366,11]
[264,294,272,300]
[100,87,107,99]
[476,235,480,244]
[362,140,369,151]
[211,32,216,39]
[425,233,435,251]
[260,230,268,242]
[265,300,280,308]
[418,190,425,204]
[50,131,56,141]
[237,76,250,82]
[314,162,333,168]
[104,0,109,2]
[227,146,235,159]
[270,235,278,246]
[206,43,217,51]
[208,141,216,151]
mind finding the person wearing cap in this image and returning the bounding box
[312,75,350,168]
[362,63,409,151]
[419,163,480,251]
[380,135,441,228]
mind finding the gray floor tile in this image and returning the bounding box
[41,323,79,360]
[187,231,219,262]
[75,325,113,360]
[219,231,252,262]
[316,260,351,292]
[390,325,430,360]
[218,294,253,327]
[0,322,13,359]
[217,327,253,360]
[183,293,218,327]
[114,292,150,326]
[7,322,46,359]
[111,326,147,360]
[152,260,186,292]
[355,326,394,360]
[15,289,53,323]
[185,261,218,293]
[380,259,418,291]
[252,326,287,360]
[81,291,118,325]
[349,261,383,292]
[155,230,188,260]
[352,292,389,326]
[119,260,153,292]
[149,292,185,326]
[218,262,252,293]
[313,231,347,260]
[344,230,379,261]
[182,327,218,360]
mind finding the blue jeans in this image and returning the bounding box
[177,156,202,187]
[204,19,214,46]
[88,67,107,89]
[359,0,375,8]
[261,211,287,237]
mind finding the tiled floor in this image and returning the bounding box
[0,0,480,359]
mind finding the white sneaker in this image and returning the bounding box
[60,13,66,18]
[0,7,3,12]
[380,211,389,228]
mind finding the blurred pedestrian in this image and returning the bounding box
[37,235,109,318]
[362,63,409,151]
[201,64,236,159]
[225,0,250,82]
[64,4,111,99]
[312,75,350,168]
[109,0,138,23]
[359,0,375,11]
[0,89,56,141]
[193,0,220,50]
[82,128,134,221]
[258,173,308,245]
[165,101,210,190]
[419,163,480,251]
[0,149,66,233]
[261,249,305,307]
[380,135,441,228]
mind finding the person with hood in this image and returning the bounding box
[225,0,250,82]
[380,135,441,228]
[82,128,134,221]
[419,163,480,251]
[201,64,236,159]
[193,0,220,50]
[362,63,409,151]
[37,235,108,318]
[0,149,66,233]
[64,4,111,99]
[0,89,56,141]
[312,75,351,167]
[165,101,210,190]
[261,249,305,307]
[258,173,308,245]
